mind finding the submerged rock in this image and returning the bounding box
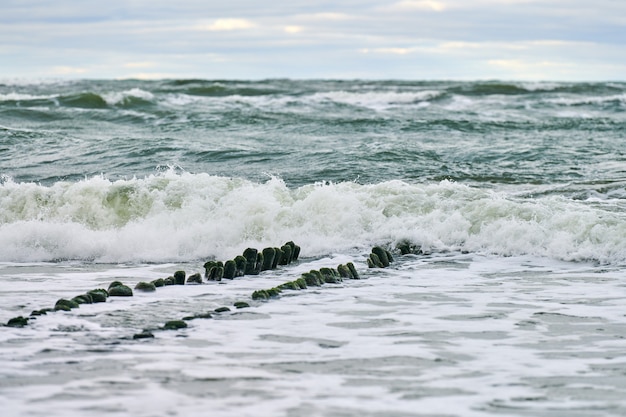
[151,278,165,288]
[337,264,353,279]
[163,320,187,330]
[135,281,157,292]
[88,289,109,303]
[164,276,176,286]
[223,260,237,279]
[234,301,250,309]
[109,285,133,297]
[72,293,93,305]
[214,306,231,313]
[55,298,80,310]
[252,290,270,301]
[174,270,186,285]
[6,316,29,327]
[108,281,125,290]
[133,331,155,339]
[186,273,202,284]
[320,267,341,284]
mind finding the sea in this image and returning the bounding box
[1,79,625,417]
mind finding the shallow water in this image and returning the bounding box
[2,253,626,417]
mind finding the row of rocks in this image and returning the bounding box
[367,246,395,268]
[251,262,360,301]
[204,241,301,281]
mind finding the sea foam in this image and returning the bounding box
[1,171,625,264]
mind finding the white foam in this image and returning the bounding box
[101,88,155,105]
[0,173,625,264]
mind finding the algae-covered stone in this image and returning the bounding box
[234,301,250,309]
[285,241,300,261]
[372,246,390,267]
[320,267,341,283]
[261,247,276,271]
[133,331,154,339]
[337,264,353,279]
[272,247,283,269]
[55,298,80,310]
[88,289,109,302]
[108,280,125,290]
[203,261,217,278]
[72,293,93,305]
[109,285,133,297]
[135,281,157,292]
[214,306,231,313]
[368,253,384,268]
[278,281,300,291]
[243,248,258,275]
[279,244,293,265]
[295,277,307,289]
[302,272,321,287]
[234,255,247,277]
[164,276,176,286]
[266,288,282,298]
[174,270,186,285]
[186,273,202,284]
[223,260,237,279]
[151,278,165,288]
[208,266,223,281]
[252,290,270,301]
[30,309,48,316]
[347,262,359,279]
[6,316,29,327]
[163,320,187,330]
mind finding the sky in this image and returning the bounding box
[1,0,625,81]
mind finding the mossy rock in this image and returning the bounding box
[278,281,300,291]
[279,244,293,265]
[108,285,133,297]
[151,278,165,288]
[88,289,109,302]
[214,306,231,313]
[164,276,176,286]
[234,301,250,309]
[271,247,283,269]
[6,316,29,327]
[186,273,202,284]
[266,288,282,298]
[208,266,224,281]
[55,298,80,310]
[133,331,154,340]
[320,267,341,284]
[234,255,247,277]
[173,270,186,285]
[285,241,300,261]
[108,280,125,290]
[223,260,237,279]
[302,272,321,287]
[135,281,157,292]
[347,262,359,279]
[203,261,217,278]
[295,277,307,289]
[243,248,258,275]
[252,252,263,275]
[30,309,48,316]
[72,293,93,305]
[337,264,353,279]
[261,247,276,271]
[252,290,270,301]
[163,320,187,330]
[368,253,384,268]
[372,246,390,267]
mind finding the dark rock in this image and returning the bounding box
[55,298,80,310]
[203,261,217,278]
[72,294,93,304]
[174,270,186,285]
[164,276,176,286]
[385,249,394,263]
[278,281,300,290]
[135,281,157,291]
[253,252,263,275]
[30,309,47,316]
[272,247,283,268]
[208,266,223,281]
[151,278,165,288]
[87,289,109,303]
[234,255,247,277]
[295,277,308,289]
[267,288,282,298]
[302,272,322,287]
[214,306,231,313]
[133,331,154,339]
[108,285,133,297]
[234,301,250,309]
[108,280,125,290]
[252,290,270,300]
[186,273,203,284]
[243,248,258,275]
[372,246,390,267]
[320,267,341,283]
[261,247,275,271]
[337,264,353,279]
[163,320,187,330]
[223,260,237,279]
[347,262,359,279]
[279,244,292,265]
[285,241,300,261]
[368,253,384,268]
[6,316,28,327]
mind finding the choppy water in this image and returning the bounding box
[1,79,626,416]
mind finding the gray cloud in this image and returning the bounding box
[1,0,624,80]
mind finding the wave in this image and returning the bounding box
[0,171,625,264]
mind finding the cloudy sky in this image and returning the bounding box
[1,0,624,81]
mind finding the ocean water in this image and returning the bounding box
[1,79,625,416]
